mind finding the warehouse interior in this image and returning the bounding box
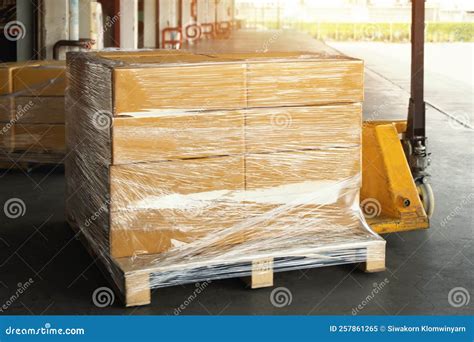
[0,0,472,315]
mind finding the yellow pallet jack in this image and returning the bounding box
[360,0,434,234]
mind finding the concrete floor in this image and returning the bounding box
[0,35,473,315]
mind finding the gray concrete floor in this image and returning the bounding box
[0,39,473,315]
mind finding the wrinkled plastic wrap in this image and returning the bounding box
[65,50,384,295]
[0,61,66,157]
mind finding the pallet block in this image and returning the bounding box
[242,258,274,289]
[359,241,386,273]
[123,272,151,307]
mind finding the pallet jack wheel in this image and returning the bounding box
[417,182,435,219]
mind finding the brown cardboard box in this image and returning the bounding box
[109,155,245,257]
[13,62,65,96]
[112,110,244,164]
[210,52,317,60]
[0,61,42,95]
[110,101,361,165]
[0,97,11,122]
[113,62,246,114]
[246,57,363,108]
[7,124,65,153]
[66,51,246,115]
[0,61,66,96]
[96,49,193,60]
[68,50,363,115]
[0,123,15,152]
[246,149,361,189]
[1,124,65,153]
[244,149,362,242]
[245,103,362,153]
[0,97,64,124]
[65,50,366,262]
[0,61,66,155]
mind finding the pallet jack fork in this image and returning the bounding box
[361,0,433,234]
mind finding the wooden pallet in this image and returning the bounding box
[69,219,386,307]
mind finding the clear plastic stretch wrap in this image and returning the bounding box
[65,50,385,298]
[0,61,66,155]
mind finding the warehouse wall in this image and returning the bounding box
[159,0,179,47]
[38,0,236,53]
[217,0,232,22]
[197,0,215,25]
[42,0,69,59]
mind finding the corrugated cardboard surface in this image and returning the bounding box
[245,103,362,153]
[11,124,65,153]
[246,59,364,108]
[113,63,247,114]
[0,62,42,95]
[109,155,245,257]
[0,97,65,123]
[111,103,361,164]
[0,61,66,154]
[12,66,65,96]
[112,110,244,164]
[0,124,65,153]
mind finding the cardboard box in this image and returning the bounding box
[0,61,41,95]
[65,50,367,261]
[96,49,193,60]
[67,50,363,116]
[109,155,245,257]
[246,149,361,189]
[0,97,64,124]
[0,62,66,155]
[113,62,246,114]
[1,124,65,153]
[245,103,362,153]
[112,110,244,164]
[244,149,362,241]
[246,57,364,108]
[0,61,65,96]
[0,123,15,152]
[67,51,246,115]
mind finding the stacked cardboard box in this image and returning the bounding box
[0,61,66,157]
[66,50,379,273]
